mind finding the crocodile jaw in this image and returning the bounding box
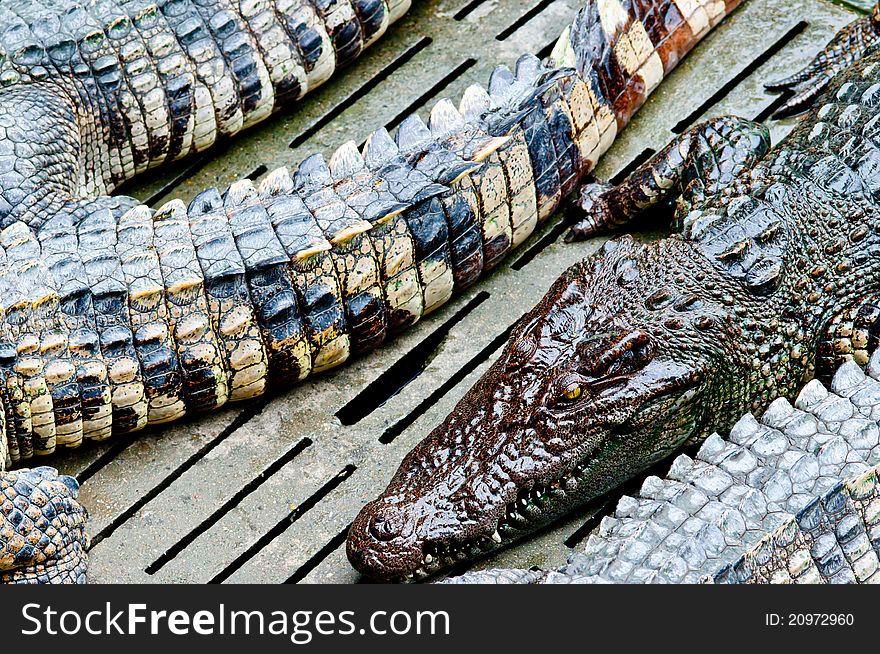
[347,239,727,581]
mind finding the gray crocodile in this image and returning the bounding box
[0,0,742,583]
[444,358,880,584]
[346,4,880,582]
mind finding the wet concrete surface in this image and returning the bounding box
[51,0,861,583]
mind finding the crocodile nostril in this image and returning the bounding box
[369,512,403,541]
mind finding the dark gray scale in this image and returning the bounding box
[426,101,485,291]
[38,211,113,441]
[122,0,199,163]
[293,152,373,243]
[327,142,409,225]
[187,187,269,401]
[396,114,481,189]
[236,0,307,107]
[517,53,582,200]
[118,1,177,164]
[77,206,148,434]
[222,179,312,385]
[86,0,149,178]
[3,223,82,452]
[272,0,333,88]
[89,0,165,175]
[1,223,62,457]
[394,116,457,314]
[311,0,363,70]
[489,63,560,223]
[293,154,386,353]
[147,0,225,154]
[794,488,858,583]
[350,0,388,47]
[188,0,273,126]
[257,167,349,373]
[116,204,186,424]
[151,199,229,412]
[457,83,515,270]
[327,144,424,330]
[0,247,34,460]
[0,6,47,85]
[57,3,131,185]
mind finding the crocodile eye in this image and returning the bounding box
[562,384,582,401]
[553,374,587,407]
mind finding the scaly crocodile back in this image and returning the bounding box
[0,0,740,469]
[444,358,880,584]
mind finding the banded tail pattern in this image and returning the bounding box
[0,0,740,471]
[0,0,412,223]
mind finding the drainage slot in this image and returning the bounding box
[87,397,270,549]
[145,437,313,575]
[671,21,808,134]
[285,524,351,583]
[453,0,491,21]
[496,0,558,41]
[336,291,490,426]
[289,37,433,150]
[208,466,356,583]
[245,164,268,181]
[379,321,516,444]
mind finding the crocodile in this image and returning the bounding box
[346,5,880,582]
[443,359,880,584]
[0,0,742,584]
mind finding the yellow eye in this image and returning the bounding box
[562,385,582,401]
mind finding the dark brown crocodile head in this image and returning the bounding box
[348,235,751,581]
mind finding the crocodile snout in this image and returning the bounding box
[347,502,423,581]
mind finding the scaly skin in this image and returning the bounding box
[347,6,880,582]
[444,359,880,584]
[0,0,741,583]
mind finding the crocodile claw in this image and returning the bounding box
[564,180,618,242]
[766,12,880,119]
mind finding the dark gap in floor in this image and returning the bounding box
[383,59,479,134]
[536,36,558,62]
[671,21,809,134]
[145,437,313,575]
[496,0,558,41]
[562,442,703,548]
[87,397,271,549]
[245,164,268,181]
[208,467,356,584]
[285,524,352,583]
[378,321,516,444]
[453,0,491,21]
[75,435,138,484]
[336,291,490,426]
[140,150,215,207]
[509,218,569,271]
[752,88,795,123]
[289,37,433,150]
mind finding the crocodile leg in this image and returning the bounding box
[565,116,770,241]
[0,467,88,584]
[767,3,880,118]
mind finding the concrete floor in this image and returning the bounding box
[53,0,863,583]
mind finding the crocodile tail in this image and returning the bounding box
[0,0,743,464]
[549,0,742,171]
[0,0,414,204]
